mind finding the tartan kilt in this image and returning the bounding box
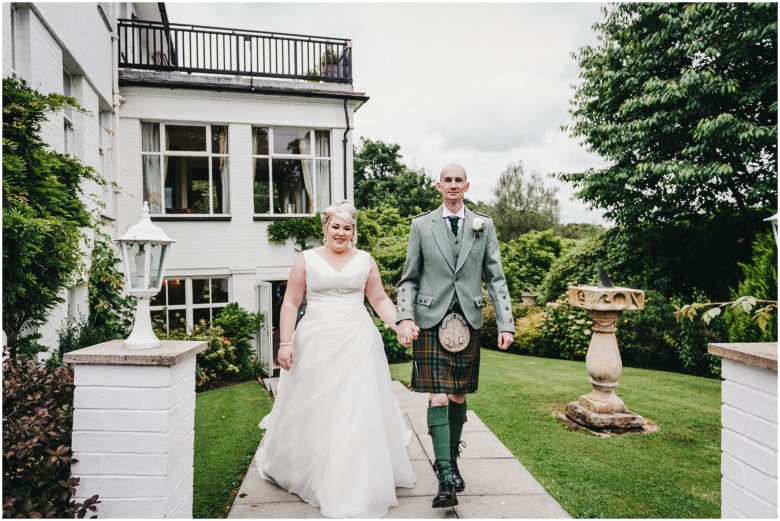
[411,325,481,394]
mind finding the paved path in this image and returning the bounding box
[228,380,570,519]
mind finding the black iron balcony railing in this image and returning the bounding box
[118,19,353,84]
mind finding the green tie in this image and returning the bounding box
[448,216,459,236]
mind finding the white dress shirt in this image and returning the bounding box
[442,206,465,235]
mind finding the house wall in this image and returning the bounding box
[720,358,778,518]
[117,86,358,316]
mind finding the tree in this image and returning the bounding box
[560,3,776,226]
[500,230,573,300]
[483,161,560,241]
[2,77,100,355]
[353,138,439,216]
[558,3,777,298]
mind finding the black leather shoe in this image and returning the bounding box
[451,459,465,492]
[432,481,458,508]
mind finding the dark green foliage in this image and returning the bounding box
[86,228,135,343]
[213,303,265,380]
[561,2,776,227]
[538,301,592,360]
[2,353,99,518]
[356,203,410,250]
[725,230,778,342]
[374,318,411,363]
[159,305,264,391]
[552,222,606,240]
[353,138,439,216]
[481,305,543,356]
[668,292,726,377]
[537,234,606,304]
[56,314,107,359]
[500,230,573,301]
[478,161,560,242]
[2,77,101,355]
[267,214,322,251]
[371,236,411,286]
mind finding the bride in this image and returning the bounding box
[257,200,418,518]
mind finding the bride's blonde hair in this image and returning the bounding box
[321,200,358,247]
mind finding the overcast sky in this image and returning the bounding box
[166,1,610,224]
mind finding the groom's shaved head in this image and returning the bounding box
[440,163,467,181]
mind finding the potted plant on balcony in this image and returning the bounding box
[321,47,340,78]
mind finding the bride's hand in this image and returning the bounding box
[278,344,295,371]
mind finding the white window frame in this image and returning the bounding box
[63,70,74,154]
[141,122,230,216]
[151,276,231,334]
[252,126,332,216]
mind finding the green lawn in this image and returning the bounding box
[390,350,722,518]
[193,380,273,518]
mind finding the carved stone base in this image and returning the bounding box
[564,401,646,433]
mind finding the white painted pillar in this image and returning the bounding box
[708,342,777,519]
[64,340,208,518]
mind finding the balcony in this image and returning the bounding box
[117,19,353,88]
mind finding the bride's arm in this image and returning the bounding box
[365,256,419,341]
[278,254,306,371]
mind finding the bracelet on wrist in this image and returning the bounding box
[279,342,293,346]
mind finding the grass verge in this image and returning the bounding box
[193,380,273,518]
[390,349,721,518]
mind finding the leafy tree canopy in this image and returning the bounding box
[2,77,100,355]
[353,137,439,216]
[476,160,561,242]
[559,2,777,226]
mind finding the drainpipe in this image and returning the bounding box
[342,99,351,200]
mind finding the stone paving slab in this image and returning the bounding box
[230,379,571,519]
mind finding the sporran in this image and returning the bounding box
[438,313,471,353]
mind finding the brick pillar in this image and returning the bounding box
[64,340,208,518]
[708,342,778,519]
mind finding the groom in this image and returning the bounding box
[396,163,515,508]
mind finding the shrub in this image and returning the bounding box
[212,303,264,380]
[480,304,532,352]
[500,230,574,300]
[57,313,107,359]
[2,353,99,518]
[371,236,410,286]
[538,301,592,360]
[267,214,322,251]
[538,235,604,304]
[614,290,681,371]
[667,292,727,377]
[374,318,411,363]
[725,230,778,342]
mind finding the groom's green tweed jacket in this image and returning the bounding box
[396,205,515,333]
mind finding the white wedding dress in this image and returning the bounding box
[257,248,416,518]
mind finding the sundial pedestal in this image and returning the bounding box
[560,286,650,434]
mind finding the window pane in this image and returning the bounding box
[193,307,211,326]
[142,123,160,152]
[212,157,229,214]
[167,278,185,305]
[272,159,313,214]
[253,127,269,155]
[143,155,162,214]
[274,128,311,155]
[151,309,167,333]
[165,156,209,213]
[316,159,331,212]
[212,305,227,321]
[212,125,228,154]
[192,279,210,304]
[253,159,270,214]
[166,125,206,151]
[150,281,167,306]
[211,278,229,303]
[315,130,330,157]
[148,243,166,289]
[169,309,186,333]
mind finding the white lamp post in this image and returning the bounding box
[116,202,175,349]
[764,213,778,243]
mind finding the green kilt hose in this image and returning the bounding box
[412,326,481,394]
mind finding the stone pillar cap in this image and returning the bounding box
[63,339,208,366]
[708,342,777,372]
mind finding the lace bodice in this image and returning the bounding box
[302,249,369,307]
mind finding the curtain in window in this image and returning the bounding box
[301,160,314,213]
[214,128,229,213]
[316,160,331,211]
[142,123,162,213]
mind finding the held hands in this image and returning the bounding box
[497,332,514,351]
[396,319,420,347]
[278,343,295,371]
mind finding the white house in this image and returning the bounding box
[3,2,367,376]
